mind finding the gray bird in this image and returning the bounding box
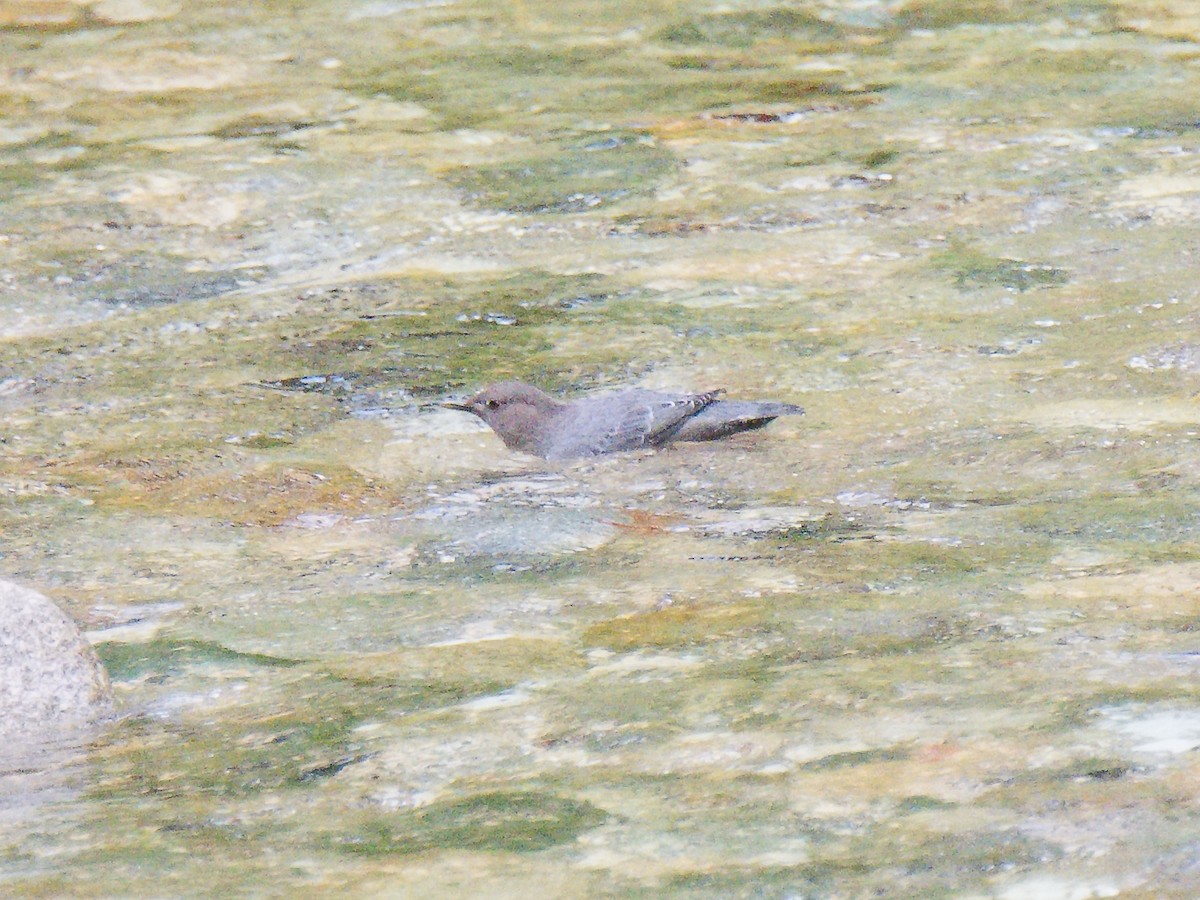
[442,381,803,459]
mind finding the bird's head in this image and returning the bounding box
[442,381,563,453]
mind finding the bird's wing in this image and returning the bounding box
[670,400,804,442]
[596,389,724,453]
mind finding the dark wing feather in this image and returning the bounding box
[671,400,804,443]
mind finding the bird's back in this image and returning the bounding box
[539,389,723,459]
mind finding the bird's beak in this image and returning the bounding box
[441,399,473,412]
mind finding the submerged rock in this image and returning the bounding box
[0,580,112,753]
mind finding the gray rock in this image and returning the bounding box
[0,579,112,749]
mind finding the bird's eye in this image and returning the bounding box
[485,399,500,409]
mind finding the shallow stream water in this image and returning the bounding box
[4,0,1200,896]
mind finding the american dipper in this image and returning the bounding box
[443,381,803,459]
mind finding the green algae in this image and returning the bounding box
[345,37,881,134]
[654,8,846,48]
[799,747,913,772]
[1013,494,1200,545]
[97,638,302,681]
[891,0,1116,30]
[91,694,371,798]
[582,602,768,652]
[447,131,677,214]
[336,791,608,855]
[934,246,1072,293]
[898,795,957,813]
[659,825,1060,897]
[88,660,527,801]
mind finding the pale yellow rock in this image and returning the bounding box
[1023,562,1200,614]
[110,171,251,228]
[1019,398,1200,430]
[0,0,85,29]
[1114,174,1200,220]
[46,50,252,92]
[92,0,179,23]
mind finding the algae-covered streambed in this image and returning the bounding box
[4,0,1200,895]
